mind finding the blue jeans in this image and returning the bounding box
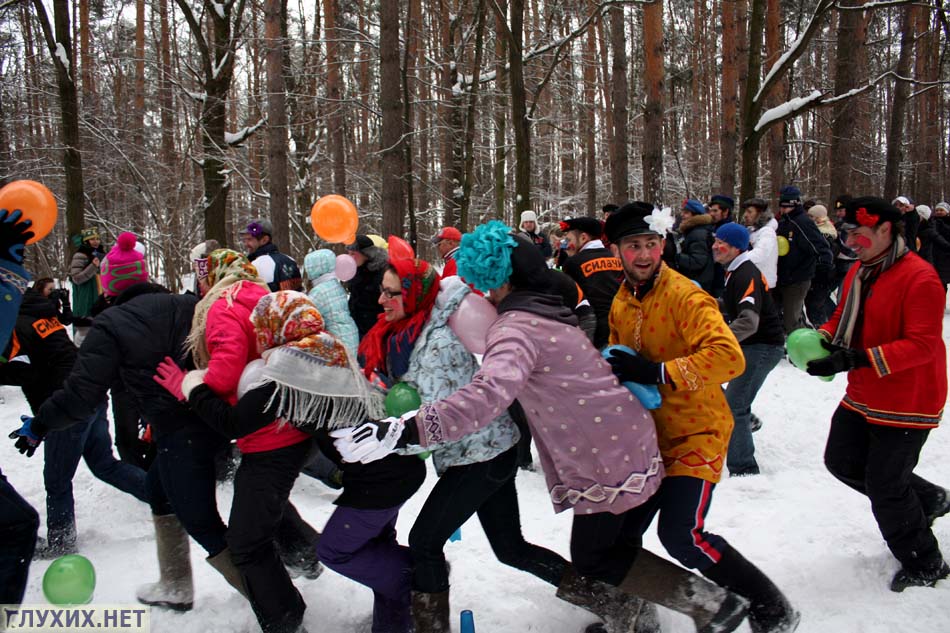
[725,344,784,474]
[0,467,39,604]
[146,425,229,556]
[44,402,148,535]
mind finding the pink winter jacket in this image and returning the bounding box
[204,281,309,453]
[415,309,664,515]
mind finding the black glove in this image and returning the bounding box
[0,209,35,265]
[8,415,46,457]
[806,339,870,377]
[605,348,669,385]
[49,288,69,304]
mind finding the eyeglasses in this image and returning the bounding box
[379,286,403,300]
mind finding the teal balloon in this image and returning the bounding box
[43,555,96,605]
[785,328,834,382]
[385,382,422,417]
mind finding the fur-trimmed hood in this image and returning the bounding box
[679,213,714,234]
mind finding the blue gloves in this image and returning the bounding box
[0,209,35,265]
[9,415,43,457]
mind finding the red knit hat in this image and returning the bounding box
[100,232,149,296]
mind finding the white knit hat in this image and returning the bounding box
[916,205,932,221]
[520,211,537,226]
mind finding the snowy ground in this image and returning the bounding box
[3,314,950,632]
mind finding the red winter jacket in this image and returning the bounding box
[820,252,947,429]
[204,281,309,452]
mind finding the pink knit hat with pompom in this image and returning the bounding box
[100,232,149,296]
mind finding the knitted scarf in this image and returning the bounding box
[832,235,908,347]
[249,291,384,430]
[358,257,440,380]
[186,249,269,368]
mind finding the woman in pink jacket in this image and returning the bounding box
[184,250,321,631]
[333,222,752,633]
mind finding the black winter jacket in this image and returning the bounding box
[347,248,388,340]
[675,214,716,292]
[33,283,202,439]
[931,217,950,284]
[0,289,77,411]
[248,242,303,292]
[188,380,425,509]
[776,206,833,286]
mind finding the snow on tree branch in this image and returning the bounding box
[755,90,824,132]
[225,117,265,146]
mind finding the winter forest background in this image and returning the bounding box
[4,0,949,288]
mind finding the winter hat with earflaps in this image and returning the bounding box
[100,232,148,297]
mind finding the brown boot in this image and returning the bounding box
[411,590,450,633]
[136,514,194,612]
[207,547,249,599]
[556,565,660,633]
[618,550,749,633]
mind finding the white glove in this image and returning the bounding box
[330,410,417,464]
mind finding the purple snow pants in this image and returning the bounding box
[317,505,412,633]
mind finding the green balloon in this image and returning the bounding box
[43,554,96,605]
[385,382,422,417]
[785,328,834,382]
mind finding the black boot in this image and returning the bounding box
[556,565,661,633]
[890,559,950,592]
[36,523,77,560]
[702,546,800,633]
[618,550,748,633]
[411,590,450,633]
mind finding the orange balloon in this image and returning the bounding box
[310,195,359,243]
[388,235,415,261]
[0,180,58,244]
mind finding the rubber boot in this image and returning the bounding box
[207,547,249,599]
[410,590,450,633]
[36,522,77,560]
[701,546,800,633]
[556,565,661,633]
[617,550,749,633]
[136,514,194,611]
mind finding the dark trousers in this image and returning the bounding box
[0,467,39,604]
[146,425,229,556]
[409,447,568,593]
[570,495,659,586]
[725,343,784,474]
[824,406,944,571]
[228,440,311,633]
[804,281,836,327]
[44,401,148,536]
[612,476,729,574]
[318,505,411,633]
[110,386,155,470]
[775,280,811,334]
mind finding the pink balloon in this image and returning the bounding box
[335,253,357,281]
[388,235,415,261]
[448,292,498,355]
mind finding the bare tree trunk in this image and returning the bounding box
[915,8,939,205]
[265,0,289,248]
[738,0,765,204]
[720,0,738,196]
[493,0,508,220]
[459,0,486,231]
[32,0,84,256]
[380,0,405,236]
[764,0,784,207]
[883,5,917,200]
[609,6,629,206]
[583,7,597,215]
[828,1,866,203]
[78,0,94,98]
[323,0,346,195]
[509,0,531,218]
[641,0,664,203]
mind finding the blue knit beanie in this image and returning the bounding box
[779,186,802,206]
[682,199,706,215]
[715,222,750,252]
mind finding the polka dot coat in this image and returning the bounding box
[415,309,664,516]
[609,263,745,483]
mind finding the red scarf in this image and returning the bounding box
[358,257,440,379]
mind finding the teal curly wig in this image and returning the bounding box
[456,220,517,293]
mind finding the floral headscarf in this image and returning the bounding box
[358,257,440,379]
[249,291,384,430]
[187,249,269,368]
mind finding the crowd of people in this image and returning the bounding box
[0,188,948,633]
